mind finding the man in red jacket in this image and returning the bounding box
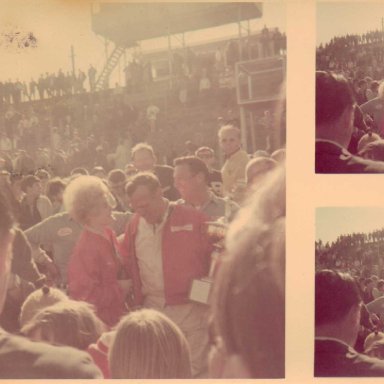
[121,172,212,377]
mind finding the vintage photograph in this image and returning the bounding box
[0,1,285,379]
[316,2,384,173]
[316,207,384,376]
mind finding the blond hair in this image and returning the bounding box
[109,309,192,379]
[63,175,116,225]
[21,300,106,350]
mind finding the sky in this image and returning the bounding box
[317,2,384,46]
[316,207,384,244]
[0,1,285,84]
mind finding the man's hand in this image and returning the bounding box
[359,139,384,160]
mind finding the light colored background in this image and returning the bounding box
[4,0,384,383]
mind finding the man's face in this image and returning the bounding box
[129,185,163,224]
[133,149,155,172]
[174,164,200,202]
[219,129,241,156]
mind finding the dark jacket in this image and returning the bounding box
[315,140,384,173]
[315,338,384,377]
[0,328,102,378]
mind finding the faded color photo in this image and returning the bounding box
[316,2,384,173]
[0,1,285,379]
[316,207,384,376]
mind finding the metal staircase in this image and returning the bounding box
[94,45,125,91]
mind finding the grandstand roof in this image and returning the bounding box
[91,3,263,47]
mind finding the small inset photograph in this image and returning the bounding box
[315,207,384,377]
[316,3,384,173]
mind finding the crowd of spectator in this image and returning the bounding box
[0,112,286,378]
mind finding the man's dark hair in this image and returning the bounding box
[173,156,209,183]
[107,169,126,186]
[125,172,161,197]
[316,71,355,126]
[315,269,362,327]
[46,178,66,200]
[21,175,40,193]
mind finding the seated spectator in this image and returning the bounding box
[109,308,192,379]
[64,175,127,326]
[209,166,285,378]
[21,300,106,351]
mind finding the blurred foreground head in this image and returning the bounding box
[109,308,192,379]
[210,165,285,378]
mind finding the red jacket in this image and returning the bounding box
[68,228,126,327]
[121,204,212,306]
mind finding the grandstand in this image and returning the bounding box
[0,2,286,169]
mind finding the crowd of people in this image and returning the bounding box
[315,227,384,376]
[0,117,286,378]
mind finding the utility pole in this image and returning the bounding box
[70,45,76,76]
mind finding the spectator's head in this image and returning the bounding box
[173,156,209,202]
[0,191,15,313]
[316,71,356,147]
[365,332,384,359]
[19,286,68,328]
[370,80,380,97]
[109,308,191,379]
[70,167,89,177]
[107,169,127,198]
[253,150,270,159]
[245,157,277,187]
[64,175,116,229]
[21,175,42,198]
[378,279,384,293]
[131,143,156,172]
[35,169,50,192]
[125,172,165,224]
[315,270,362,347]
[210,166,285,378]
[124,163,137,178]
[92,166,106,179]
[46,177,66,206]
[21,300,106,350]
[195,146,215,168]
[271,148,286,163]
[218,125,242,156]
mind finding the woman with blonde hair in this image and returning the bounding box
[21,299,107,350]
[64,175,127,326]
[109,308,192,379]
